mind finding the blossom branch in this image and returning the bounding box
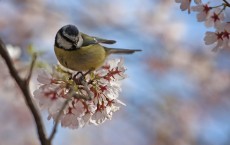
[48,94,71,142]
[223,0,230,7]
[48,81,92,142]
[218,5,227,15]
[25,53,37,85]
[81,80,93,100]
[0,39,49,145]
[211,4,225,9]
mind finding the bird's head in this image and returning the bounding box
[55,25,83,50]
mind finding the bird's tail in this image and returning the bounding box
[105,47,142,55]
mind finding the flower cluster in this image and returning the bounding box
[33,58,126,129]
[175,0,230,51]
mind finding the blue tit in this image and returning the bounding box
[54,24,141,71]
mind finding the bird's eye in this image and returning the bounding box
[61,32,76,44]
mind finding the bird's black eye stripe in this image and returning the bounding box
[55,43,79,51]
[55,35,79,51]
[60,30,77,44]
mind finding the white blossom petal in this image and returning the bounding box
[204,31,218,45]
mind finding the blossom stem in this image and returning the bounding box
[81,80,93,100]
[48,94,71,142]
[211,4,224,9]
[0,39,49,145]
[218,5,227,15]
[25,53,37,85]
[48,84,89,142]
[223,0,230,7]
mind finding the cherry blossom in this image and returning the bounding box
[175,0,201,13]
[191,3,211,22]
[191,3,224,28]
[205,8,224,28]
[176,0,230,52]
[34,58,126,129]
[204,23,230,51]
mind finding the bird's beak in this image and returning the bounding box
[73,43,78,48]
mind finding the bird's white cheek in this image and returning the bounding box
[77,34,83,48]
[57,33,72,49]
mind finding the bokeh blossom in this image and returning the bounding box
[33,58,126,129]
[6,44,21,60]
[175,0,201,13]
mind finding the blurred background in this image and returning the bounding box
[1,0,230,145]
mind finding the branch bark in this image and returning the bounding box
[223,0,230,7]
[48,96,70,142]
[48,80,92,142]
[25,53,37,85]
[0,39,49,145]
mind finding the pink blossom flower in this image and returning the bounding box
[205,8,224,28]
[37,69,52,84]
[192,3,224,28]
[34,58,126,129]
[175,0,201,13]
[204,23,230,51]
[191,3,211,22]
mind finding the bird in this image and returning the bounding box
[54,24,141,72]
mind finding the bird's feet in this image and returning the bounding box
[72,69,93,85]
[72,71,85,85]
[71,71,93,100]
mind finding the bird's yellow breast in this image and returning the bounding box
[54,44,107,71]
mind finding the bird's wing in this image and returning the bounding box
[104,47,142,55]
[81,33,116,47]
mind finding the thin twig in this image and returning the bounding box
[48,95,71,142]
[48,86,81,142]
[218,5,227,15]
[223,0,230,7]
[0,39,49,145]
[81,80,93,100]
[48,81,92,142]
[73,91,92,100]
[211,4,224,9]
[25,53,37,85]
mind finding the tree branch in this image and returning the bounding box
[0,39,49,145]
[25,53,37,85]
[48,95,70,142]
[81,80,93,100]
[48,82,91,143]
[223,0,230,7]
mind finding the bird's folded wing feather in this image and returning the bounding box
[81,33,116,46]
